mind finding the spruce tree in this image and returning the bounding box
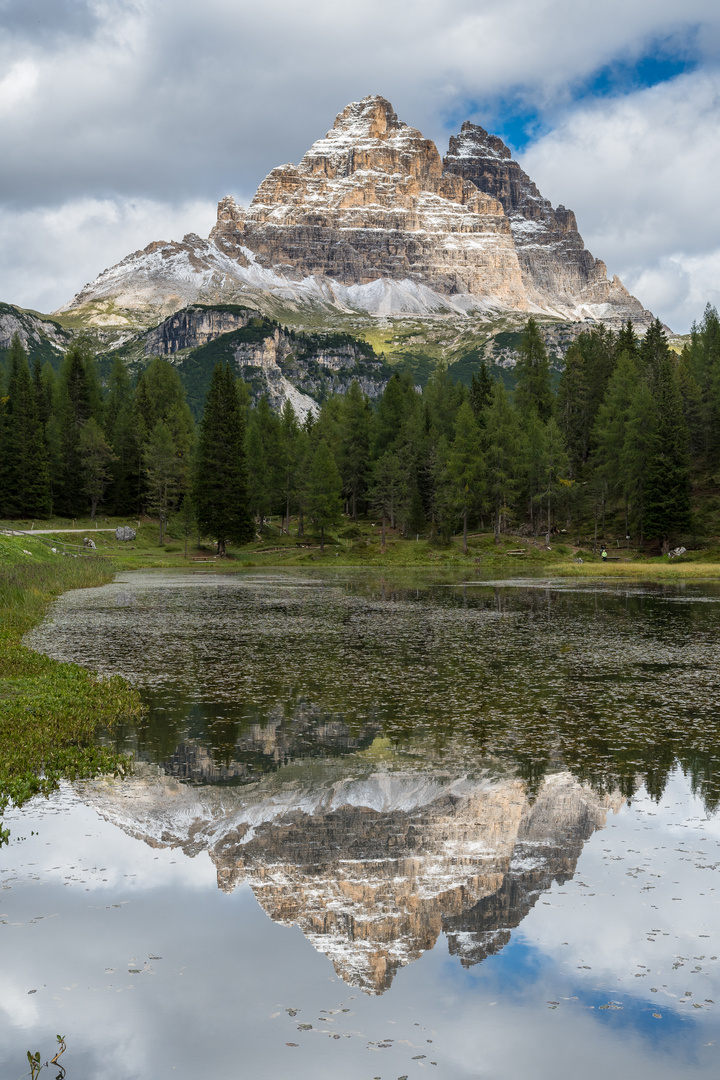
[279,399,301,533]
[194,363,253,556]
[643,354,692,546]
[446,400,483,553]
[144,422,181,544]
[483,381,521,541]
[78,418,116,520]
[340,380,371,519]
[0,334,51,519]
[53,343,96,516]
[469,361,493,420]
[306,439,342,551]
[514,317,553,421]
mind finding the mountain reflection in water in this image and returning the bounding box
[27,568,720,995]
[79,759,620,993]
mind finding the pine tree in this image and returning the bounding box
[446,401,483,553]
[616,319,639,359]
[194,363,253,556]
[514,317,553,421]
[0,334,51,518]
[78,418,116,520]
[369,450,401,547]
[640,317,670,379]
[643,354,692,546]
[306,439,342,551]
[144,422,181,544]
[52,343,96,516]
[105,356,139,515]
[469,361,493,420]
[279,399,301,533]
[340,380,371,519]
[483,381,521,541]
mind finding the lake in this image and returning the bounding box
[2,569,720,1079]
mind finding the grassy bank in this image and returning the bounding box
[0,534,143,842]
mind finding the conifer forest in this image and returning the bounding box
[2,308,720,553]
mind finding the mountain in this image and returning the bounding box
[56,96,652,331]
[77,757,622,995]
[0,301,71,366]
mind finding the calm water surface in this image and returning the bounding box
[2,569,720,1079]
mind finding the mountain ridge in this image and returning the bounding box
[56,95,653,332]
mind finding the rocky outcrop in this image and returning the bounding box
[78,759,622,995]
[55,95,652,329]
[0,301,70,357]
[212,97,525,306]
[443,122,652,325]
[143,304,255,355]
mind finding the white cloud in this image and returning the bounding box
[520,69,720,330]
[0,196,217,312]
[0,1,719,323]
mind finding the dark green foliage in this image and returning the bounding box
[194,363,253,554]
[469,361,493,419]
[340,380,371,518]
[0,335,51,518]
[306,439,342,551]
[50,342,99,516]
[643,353,692,542]
[514,317,553,421]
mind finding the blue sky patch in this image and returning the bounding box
[442,32,699,154]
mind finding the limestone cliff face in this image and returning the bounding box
[212,97,526,306]
[142,304,255,355]
[443,122,651,323]
[56,95,652,327]
[78,760,622,995]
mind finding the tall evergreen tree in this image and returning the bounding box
[469,361,493,420]
[194,363,253,555]
[483,382,521,541]
[643,354,692,545]
[144,422,181,544]
[0,334,51,518]
[52,343,97,516]
[446,401,483,553]
[340,380,371,519]
[78,418,116,520]
[514,317,553,421]
[306,438,342,552]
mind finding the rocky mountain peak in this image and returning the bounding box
[447,120,513,164]
[58,94,654,328]
[298,94,443,183]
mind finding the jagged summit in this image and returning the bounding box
[57,95,652,328]
[443,121,640,315]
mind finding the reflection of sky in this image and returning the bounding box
[1,774,719,1080]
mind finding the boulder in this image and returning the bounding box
[115,526,137,541]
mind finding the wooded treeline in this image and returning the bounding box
[1,307,718,551]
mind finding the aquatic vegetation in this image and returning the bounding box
[0,553,143,841]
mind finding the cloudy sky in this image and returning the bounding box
[1,0,719,331]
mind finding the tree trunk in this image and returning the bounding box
[546,493,551,547]
[286,492,290,535]
[381,514,386,548]
[494,503,500,544]
[91,498,97,521]
[320,525,324,553]
[463,508,468,555]
[352,491,357,521]
[217,538,226,557]
[298,509,304,537]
